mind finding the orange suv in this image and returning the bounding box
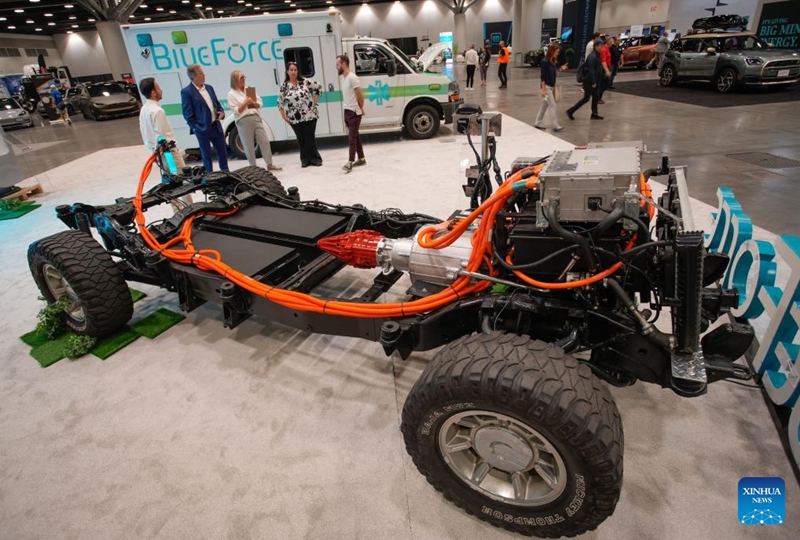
[620,35,659,68]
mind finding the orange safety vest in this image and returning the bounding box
[497,46,509,64]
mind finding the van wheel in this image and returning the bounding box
[228,124,263,160]
[405,104,440,140]
[715,67,738,93]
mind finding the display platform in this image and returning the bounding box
[1,116,798,540]
[612,79,800,108]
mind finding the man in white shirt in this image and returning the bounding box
[336,55,366,173]
[139,77,192,206]
[585,32,601,59]
[464,44,479,90]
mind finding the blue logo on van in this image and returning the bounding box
[149,36,283,71]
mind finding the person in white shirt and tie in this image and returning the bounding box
[227,70,281,172]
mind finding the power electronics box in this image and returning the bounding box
[538,146,641,222]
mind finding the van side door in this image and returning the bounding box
[350,43,405,127]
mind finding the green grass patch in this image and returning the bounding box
[20,328,50,348]
[0,201,41,221]
[130,308,186,339]
[30,332,72,368]
[130,288,147,303]
[91,327,141,360]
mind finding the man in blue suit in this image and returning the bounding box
[181,64,229,172]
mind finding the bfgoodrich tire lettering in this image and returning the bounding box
[28,230,133,337]
[401,332,623,537]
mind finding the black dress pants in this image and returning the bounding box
[291,118,321,166]
[498,64,508,86]
[568,82,599,116]
[466,65,476,88]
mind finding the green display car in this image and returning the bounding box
[660,32,800,92]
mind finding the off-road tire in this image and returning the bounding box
[234,165,287,197]
[401,332,623,538]
[228,124,264,160]
[28,230,133,337]
[405,103,440,140]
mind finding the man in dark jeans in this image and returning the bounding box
[608,37,621,89]
[337,55,366,173]
[567,39,604,121]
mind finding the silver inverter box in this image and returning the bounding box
[538,146,641,222]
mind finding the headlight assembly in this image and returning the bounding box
[745,57,764,65]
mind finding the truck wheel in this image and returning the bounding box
[234,165,287,197]
[405,104,440,140]
[715,67,738,93]
[660,65,677,86]
[401,332,623,538]
[228,124,263,160]
[28,230,133,337]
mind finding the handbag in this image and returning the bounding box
[554,85,563,102]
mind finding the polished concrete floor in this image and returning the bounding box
[7,64,799,235]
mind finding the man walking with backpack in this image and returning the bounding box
[567,39,604,121]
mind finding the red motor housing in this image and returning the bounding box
[317,230,385,269]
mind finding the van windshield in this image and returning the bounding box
[385,41,417,72]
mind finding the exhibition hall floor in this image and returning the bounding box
[1,113,798,540]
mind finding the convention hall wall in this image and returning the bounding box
[0,33,63,75]
[52,31,111,78]
[597,0,670,36]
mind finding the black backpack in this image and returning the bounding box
[576,58,587,83]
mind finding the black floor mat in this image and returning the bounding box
[610,79,800,108]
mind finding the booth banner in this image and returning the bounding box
[630,24,645,37]
[707,187,800,468]
[561,0,598,66]
[759,0,800,49]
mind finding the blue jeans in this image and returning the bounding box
[195,122,229,172]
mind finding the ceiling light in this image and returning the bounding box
[14,9,24,13]
[48,22,55,26]
[44,13,53,16]
[327,1,332,3]
[296,8,302,12]
[285,1,290,3]
[0,17,6,21]
[195,3,202,6]
[8,26,16,29]
[65,4,74,7]
[217,10,224,13]
[290,3,296,6]
[67,30,72,33]
[30,0,41,3]
[245,2,252,5]
[26,20,35,24]
[71,24,79,28]
[69,16,76,20]
[169,10,176,13]
[35,28,42,31]
[156,7,164,11]
[237,0,244,3]
[254,6,260,10]
[144,17,151,21]
[88,18,96,22]
[140,4,148,8]
[205,7,212,10]
[182,0,190,3]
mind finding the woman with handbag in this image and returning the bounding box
[534,44,568,132]
[278,62,323,168]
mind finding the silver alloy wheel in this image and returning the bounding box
[438,410,567,507]
[717,69,735,92]
[660,66,674,86]
[412,111,434,135]
[42,263,85,322]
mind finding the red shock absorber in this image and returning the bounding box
[317,230,385,269]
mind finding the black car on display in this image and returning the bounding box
[660,32,800,92]
[27,132,753,537]
[72,82,140,120]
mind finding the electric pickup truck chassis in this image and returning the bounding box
[27,140,754,538]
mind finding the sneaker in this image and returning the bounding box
[534,125,546,131]
[342,161,353,173]
[353,158,366,167]
[591,114,604,120]
[267,164,282,172]
[554,126,564,132]
[567,110,575,120]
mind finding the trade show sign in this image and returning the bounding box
[707,187,800,468]
[759,0,800,49]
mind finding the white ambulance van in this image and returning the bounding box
[121,11,461,158]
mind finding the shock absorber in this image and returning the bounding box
[671,231,707,397]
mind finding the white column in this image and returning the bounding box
[512,0,523,62]
[454,12,467,56]
[96,21,134,80]
[521,0,545,53]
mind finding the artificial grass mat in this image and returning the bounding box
[130,308,185,339]
[0,201,41,221]
[21,288,183,367]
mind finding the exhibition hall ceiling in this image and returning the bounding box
[0,0,398,36]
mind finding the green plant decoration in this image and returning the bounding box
[64,334,98,359]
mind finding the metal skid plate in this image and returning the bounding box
[672,350,708,383]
